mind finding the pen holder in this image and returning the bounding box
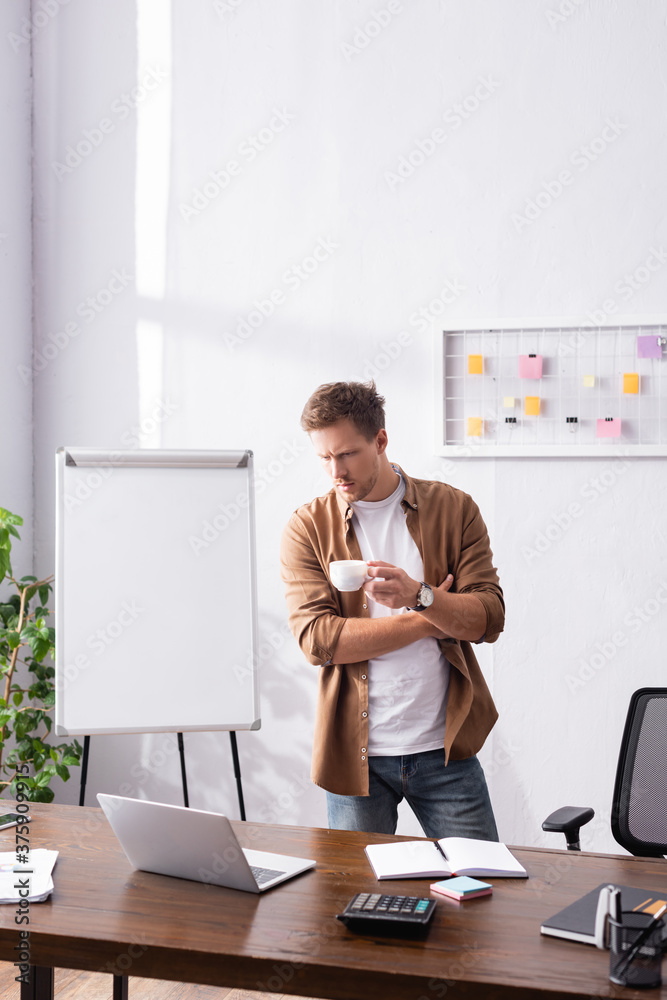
[609,912,665,989]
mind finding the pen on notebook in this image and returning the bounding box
[615,902,667,976]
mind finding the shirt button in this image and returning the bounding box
[362,712,368,718]
[361,747,366,753]
[361,674,367,680]
[362,603,367,609]
[361,756,366,761]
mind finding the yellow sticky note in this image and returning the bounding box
[503,396,515,408]
[525,396,540,416]
[467,417,482,437]
[583,375,595,388]
[468,354,483,375]
[623,373,639,394]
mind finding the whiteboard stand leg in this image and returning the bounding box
[229,731,246,821]
[177,732,189,807]
[78,735,90,807]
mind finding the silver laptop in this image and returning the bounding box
[97,794,316,893]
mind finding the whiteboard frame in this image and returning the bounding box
[434,315,667,457]
[55,448,261,736]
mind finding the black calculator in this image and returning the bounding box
[336,892,436,936]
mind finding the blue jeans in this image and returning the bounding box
[326,751,498,841]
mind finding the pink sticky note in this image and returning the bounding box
[518,355,543,378]
[596,418,621,439]
[637,336,663,359]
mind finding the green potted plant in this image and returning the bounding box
[0,507,81,801]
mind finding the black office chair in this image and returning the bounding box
[542,687,667,857]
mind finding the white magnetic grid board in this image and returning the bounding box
[55,449,260,735]
[435,320,667,457]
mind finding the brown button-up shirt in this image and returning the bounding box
[279,466,504,796]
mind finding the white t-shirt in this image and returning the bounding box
[351,473,449,755]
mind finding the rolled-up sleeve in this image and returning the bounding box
[455,501,505,645]
[280,513,346,666]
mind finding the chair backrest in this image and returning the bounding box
[611,688,667,857]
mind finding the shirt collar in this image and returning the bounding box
[333,463,417,519]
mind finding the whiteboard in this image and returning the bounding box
[55,449,260,736]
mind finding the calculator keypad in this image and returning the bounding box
[337,893,436,933]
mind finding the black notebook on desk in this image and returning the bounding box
[541,883,667,945]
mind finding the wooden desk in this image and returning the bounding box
[0,803,665,1000]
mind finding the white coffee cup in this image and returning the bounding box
[329,560,368,592]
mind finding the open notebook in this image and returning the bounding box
[365,836,527,880]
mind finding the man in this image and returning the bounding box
[280,381,504,839]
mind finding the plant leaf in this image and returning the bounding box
[7,631,21,650]
[0,509,23,527]
[30,785,54,803]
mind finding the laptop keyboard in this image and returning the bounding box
[251,864,286,886]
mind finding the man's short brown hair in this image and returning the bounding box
[300,381,386,441]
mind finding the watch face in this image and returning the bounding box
[420,584,434,607]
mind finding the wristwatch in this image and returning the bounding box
[408,582,434,612]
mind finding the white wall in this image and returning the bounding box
[23,0,667,851]
[1,0,34,573]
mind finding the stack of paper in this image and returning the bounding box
[431,876,493,900]
[0,850,58,903]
